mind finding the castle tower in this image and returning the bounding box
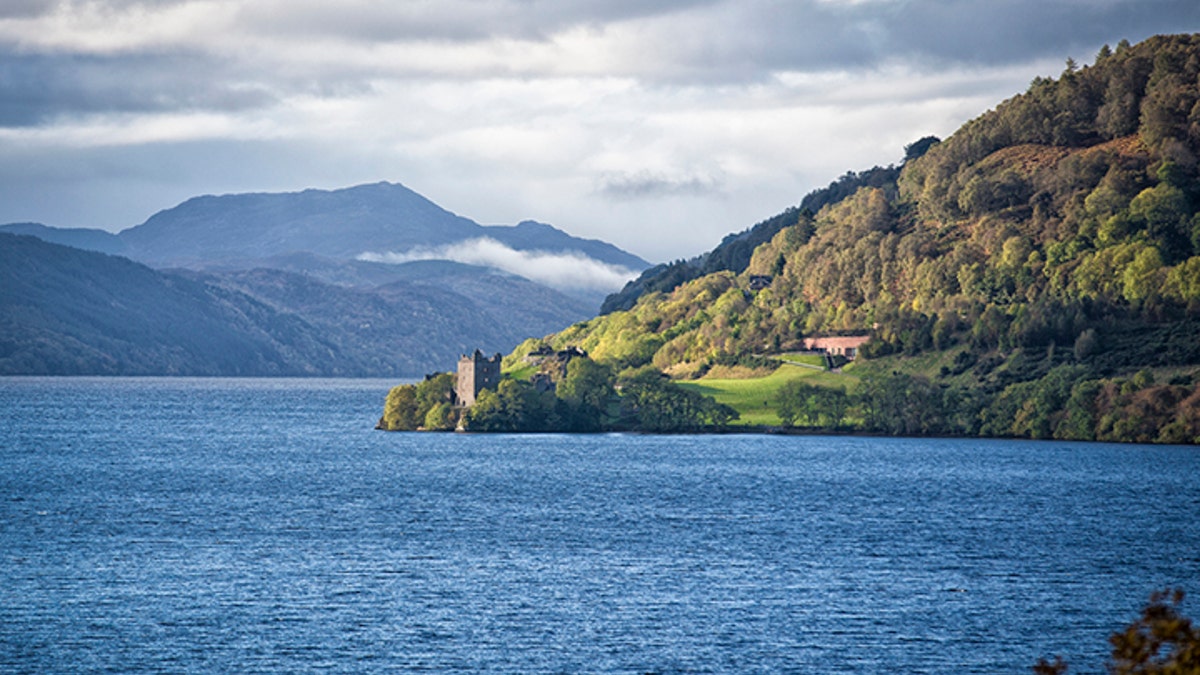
[456,349,502,407]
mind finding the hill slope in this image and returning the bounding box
[0,233,339,375]
[0,181,644,374]
[512,34,1200,443]
[599,164,905,314]
[0,233,594,376]
[0,222,128,256]
[3,182,650,308]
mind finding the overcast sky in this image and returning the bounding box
[2,1,1198,262]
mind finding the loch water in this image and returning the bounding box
[2,377,1198,674]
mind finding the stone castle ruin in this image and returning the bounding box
[523,344,588,386]
[455,345,588,407]
[456,349,502,407]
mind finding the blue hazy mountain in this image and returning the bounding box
[0,222,128,256]
[2,182,649,308]
[0,232,596,376]
[15,181,648,271]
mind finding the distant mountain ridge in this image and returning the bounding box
[0,233,596,376]
[2,181,648,273]
[0,222,127,256]
[0,181,650,375]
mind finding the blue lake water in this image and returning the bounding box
[2,377,1198,673]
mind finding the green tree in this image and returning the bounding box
[1129,184,1191,262]
[379,374,457,431]
[904,135,941,162]
[380,384,421,430]
[463,388,509,432]
[423,402,457,431]
[1054,379,1102,441]
[776,382,849,428]
[464,379,564,433]
[817,386,850,427]
[776,380,821,427]
[1166,257,1200,302]
[618,367,737,432]
[416,372,456,412]
[972,305,1010,349]
[557,357,616,431]
[558,357,614,411]
[1122,246,1165,303]
[856,373,953,436]
[982,365,1090,439]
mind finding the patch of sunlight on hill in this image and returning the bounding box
[679,361,859,427]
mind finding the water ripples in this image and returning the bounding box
[2,377,1199,673]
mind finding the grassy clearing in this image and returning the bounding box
[844,346,966,382]
[773,352,828,369]
[679,363,859,427]
[504,362,538,380]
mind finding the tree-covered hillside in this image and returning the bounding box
[513,34,1200,444]
[0,233,341,375]
[599,163,908,314]
[0,233,596,376]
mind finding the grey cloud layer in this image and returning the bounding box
[2,0,1199,261]
[640,0,1200,79]
[0,52,276,126]
[600,171,723,200]
[5,0,1199,125]
[237,0,721,43]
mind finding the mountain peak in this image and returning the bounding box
[20,181,651,280]
[116,181,482,265]
[513,220,557,231]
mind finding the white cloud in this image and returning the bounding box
[0,110,280,147]
[358,237,640,292]
[0,1,237,53]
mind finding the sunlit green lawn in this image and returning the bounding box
[503,362,539,380]
[679,361,858,426]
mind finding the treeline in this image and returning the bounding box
[599,164,907,314]
[983,365,1200,444]
[776,364,1199,444]
[378,358,737,433]
[903,35,1200,224]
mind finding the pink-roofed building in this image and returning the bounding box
[802,335,871,360]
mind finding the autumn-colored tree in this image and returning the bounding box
[1035,589,1200,674]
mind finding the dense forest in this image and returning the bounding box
[599,163,908,314]
[495,34,1200,443]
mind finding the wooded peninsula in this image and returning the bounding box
[381,34,1200,444]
